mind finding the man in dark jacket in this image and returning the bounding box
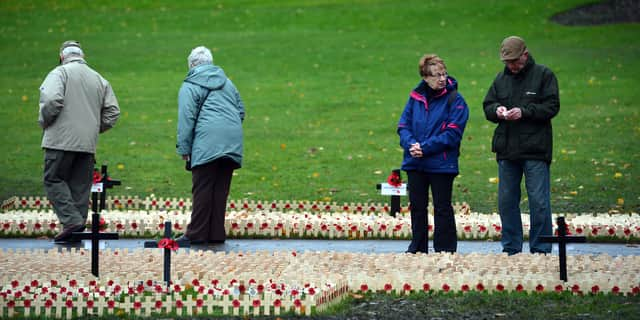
[483,36,559,255]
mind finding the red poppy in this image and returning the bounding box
[555,285,564,292]
[158,238,179,251]
[273,299,282,307]
[476,283,485,292]
[360,284,369,292]
[571,284,581,293]
[232,299,240,308]
[442,284,450,292]
[155,300,162,309]
[423,283,431,291]
[294,299,302,307]
[196,299,204,307]
[252,299,261,307]
[535,284,544,292]
[515,284,524,292]
[175,300,184,308]
[461,284,470,292]
[65,300,73,308]
[134,301,142,309]
[107,300,115,309]
[611,286,620,294]
[387,171,402,187]
[591,285,600,294]
[24,299,31,308]
[384,283,393,291]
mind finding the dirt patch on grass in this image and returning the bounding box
[551,0,640,25]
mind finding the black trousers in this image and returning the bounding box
[406,171,457,253]
[186,158,235,242]
[43,149,94,227]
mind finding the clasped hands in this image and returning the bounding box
[496,106,522,121]
[409,143,423,158]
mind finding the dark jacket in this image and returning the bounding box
[482,55,559,163]
[177,64,245,168]
[398,76,469,174]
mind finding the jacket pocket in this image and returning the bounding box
[519,130,548,153]
[491,126,507,153]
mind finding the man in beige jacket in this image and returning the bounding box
[39,40,120,242]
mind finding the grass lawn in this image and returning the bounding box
[0,0,638,214]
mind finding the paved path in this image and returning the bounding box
[1,238,638,256]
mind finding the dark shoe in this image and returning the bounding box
[502,249,520,256]
[175,234,204,245]
[208,239,225,244]
[54,224,84,242]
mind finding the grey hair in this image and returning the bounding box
[188,46,213,69]
[61,46,84,59]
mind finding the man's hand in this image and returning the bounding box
[496,106,508,119]
[504,107,522,120]
[409,143,423,158]
[182,154,190,161]
[497,106,522,121]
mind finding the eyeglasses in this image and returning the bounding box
[428,72,448,79]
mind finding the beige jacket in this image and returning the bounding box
[38,57,120,153]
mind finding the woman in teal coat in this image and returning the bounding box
[176,46,245,244]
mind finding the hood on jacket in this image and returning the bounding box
[184,64,227,90]
[414,76,459,101]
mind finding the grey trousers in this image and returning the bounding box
[43,149,94,227]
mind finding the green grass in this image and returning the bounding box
[328,291,640,320]
[0,0,638,214]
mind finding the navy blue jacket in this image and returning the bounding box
[397,77,469,174]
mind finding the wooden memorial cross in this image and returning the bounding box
[69,164,120,277]
[376,169,405,217]
[539,216,587,282]
[144,221,190,285]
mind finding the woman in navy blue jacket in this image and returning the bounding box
[397,54,469,253]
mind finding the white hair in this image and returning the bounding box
[61,46,84,59]
[188,46,213,69]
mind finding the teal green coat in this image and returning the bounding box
[176,64,244,168]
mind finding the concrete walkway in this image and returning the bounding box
[0,238,638,256]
